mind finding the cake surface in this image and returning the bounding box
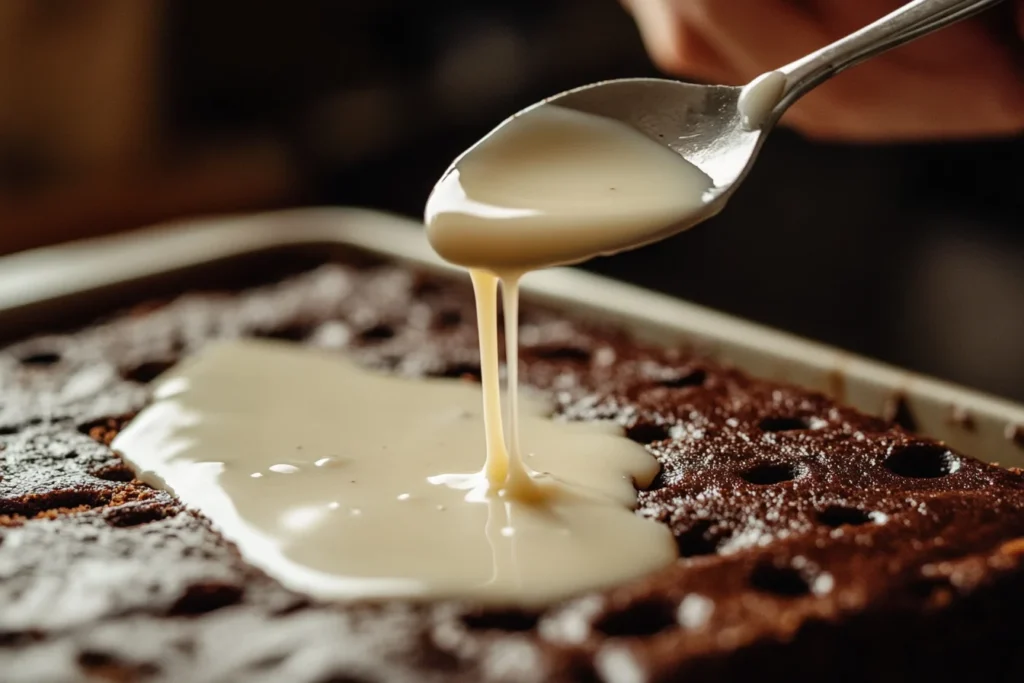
[1,257,1023,683]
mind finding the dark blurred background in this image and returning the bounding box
[0,0,1021,401]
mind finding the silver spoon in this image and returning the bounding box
[532,0,1005,227]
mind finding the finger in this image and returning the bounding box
[679,0,830,81]
[621,0,736,83]
[802,0,900,35]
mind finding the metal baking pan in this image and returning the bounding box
[1,207,1022,468]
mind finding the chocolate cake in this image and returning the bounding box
[1,258,1023,683]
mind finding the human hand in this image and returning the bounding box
[621,0,1024,141]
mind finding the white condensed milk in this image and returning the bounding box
[425,103,716,500]
[113,340,675,604]
[425,104,714,271]
[114,102,720,606]
[738,71,787,130]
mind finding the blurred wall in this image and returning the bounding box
[0,0,1021,401]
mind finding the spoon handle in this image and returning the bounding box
[776,0,1006,108]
